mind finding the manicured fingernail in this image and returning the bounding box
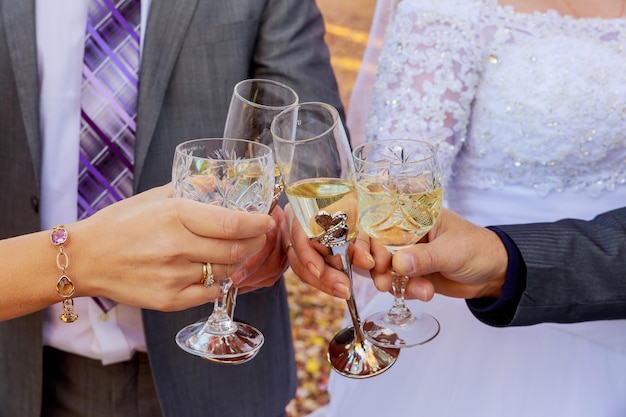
[365,253,375,268]
[230,268,247,284]
[333,283,350,299]
[307,263,321,279]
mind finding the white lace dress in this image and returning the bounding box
[326,0,626,415]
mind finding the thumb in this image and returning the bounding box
[393,244,438,277]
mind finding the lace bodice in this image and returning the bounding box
[366,0,626,196]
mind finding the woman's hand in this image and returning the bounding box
[281,204,375,299]
[231,206,290,294]
[71,184,277,311]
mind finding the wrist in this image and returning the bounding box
[50,226,79,322]
[478,227,508,298]
[467,227,527,326]
[63,219,99,299]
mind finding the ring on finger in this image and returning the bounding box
[200,262,215,288]
[285,241,294,252]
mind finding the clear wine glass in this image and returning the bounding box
[271,102,400,378]
[353,139,443,348]
[224,78,299,147]
[173,138,275,364]
[221,78,298,318]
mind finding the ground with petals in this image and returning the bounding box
[285,269,345,416]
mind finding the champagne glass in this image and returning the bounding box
[272,102,400,378]
[222,78,298,317]
[353,139,443,348]
[224,78,299,147]
[173,138,275,364]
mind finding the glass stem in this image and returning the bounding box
[204,277,237,334]
[226,286,238,319]
[328,241,366,345]
[387,272,415,325]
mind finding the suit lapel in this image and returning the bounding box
[134,0,199,184]
[2,0,41,180]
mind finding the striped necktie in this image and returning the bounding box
[79,0,140,312]
[78,0,140,220]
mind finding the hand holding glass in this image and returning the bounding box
[272,102,400,378]
[221,78,299,317]
[353,139,443,348]
[173,138,275,364]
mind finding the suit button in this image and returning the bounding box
[30,196,39,213]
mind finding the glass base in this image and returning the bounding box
[327,326,400,379]
[362,310,440,349]
[175,320,264,364]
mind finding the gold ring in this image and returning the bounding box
[201,262,215,288]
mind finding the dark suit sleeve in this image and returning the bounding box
[251,0,345,117]
[471,207,626,326]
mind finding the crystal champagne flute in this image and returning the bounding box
[353,139,443,348]
[272,102,400,378]
[224,78,299,147]
[173,138,275,364]
[222,78,298,317]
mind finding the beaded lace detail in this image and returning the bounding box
[366,0,626,195]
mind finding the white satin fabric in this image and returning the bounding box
[328,0,626,415]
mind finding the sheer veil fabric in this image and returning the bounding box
[347,0,396,149]
[345,0,397,309]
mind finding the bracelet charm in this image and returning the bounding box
[51,226,78,323]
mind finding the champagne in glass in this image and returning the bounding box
[354,139,443,348]
[272,102,399,378]
[173,138,275,364]
[286,178,358,241]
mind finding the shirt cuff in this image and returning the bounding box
[465,226,527,327]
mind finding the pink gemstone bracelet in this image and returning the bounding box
[51,226,78,323]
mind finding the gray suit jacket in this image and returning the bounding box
[0,1,344,416]
[473,207,626,326]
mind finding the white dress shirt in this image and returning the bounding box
[37,0,151,365]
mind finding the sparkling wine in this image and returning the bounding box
[358,181,443,251]
[285,178,358,240]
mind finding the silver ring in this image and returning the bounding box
[201,262,215,288]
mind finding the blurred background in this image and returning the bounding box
[285,1,377,415]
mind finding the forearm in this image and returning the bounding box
[0,221,124,321]
[0,229,74,320]
[0,186,279,321]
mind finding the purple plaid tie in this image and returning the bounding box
[79,0,140,312]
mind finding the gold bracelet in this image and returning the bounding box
[51,226,78,323]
